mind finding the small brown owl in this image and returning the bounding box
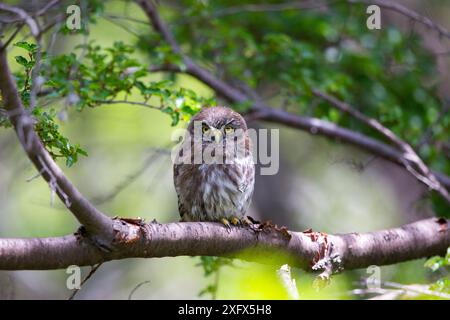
[173,106,255,227]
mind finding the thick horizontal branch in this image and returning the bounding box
[0,218,448,271]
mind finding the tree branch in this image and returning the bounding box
[138,0,249,105]
[0,218,448,271]
[312,89,450,204]
[352,0,450,40]
[140,1,450,191]
[0,42,114,242]
[0,3,40,37]
[209,0,450,41]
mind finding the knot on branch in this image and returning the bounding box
[112,217,146,247]
[303,230,343,286]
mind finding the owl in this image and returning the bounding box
[173,106,255,227]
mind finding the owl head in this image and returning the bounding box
[188,106,247,141]
[185,106,251,162]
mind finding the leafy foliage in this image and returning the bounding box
[42,41,213,123]
[33,108,88,167]
[425,247,450,294]
[6,40,215,166]
[11,41,87,167]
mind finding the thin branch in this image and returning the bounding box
[92,148,169,205]
[102,15,141,38]
[354,278,450,300]
[0,3,40,37]
[68,263,102,300]
[417,102,450,149]
[36,13,65,38]
[35,0,61,17]
[277,264,299,299]
[136,0,249,105]
[351,0,450,41]
[211,0,450,41]
[28,34,42,112]
[103,14,151,26]
[312,89,450,204]
[213,0,336,17]
[0,218,448,271]
[94,100,162,110]
[128,280,151,300]
[380,280,450,299]
[0,23,24,52]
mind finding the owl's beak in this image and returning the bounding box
[211,128,222,143]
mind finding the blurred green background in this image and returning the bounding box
[0,0,449,299]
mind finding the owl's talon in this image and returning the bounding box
[221,218,232,231]
[241,216,253,226]
[230,217,240,226]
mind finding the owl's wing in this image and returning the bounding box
[173,163,180,193]
[173,163,189,221]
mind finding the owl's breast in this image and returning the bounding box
[176,158,254,221]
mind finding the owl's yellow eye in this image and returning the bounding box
[224,125,234,134]
[202,125,210,134]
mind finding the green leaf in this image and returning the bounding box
[14,41,38,53]
[15,56,29,68]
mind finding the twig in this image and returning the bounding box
[212,0,450,41]
[417,102,450,149]
[355,278,450,300]
[94,100,162,110]
[68,263,102,300]
[102,15,141,38]
[103,14,150,25]
[92,148,169,205]
[128,280,151,300]
[0,23,24,52]
[381,280,450,299]
[136,0,249,105]
[35,0,60,17]
[277,264,299,299]
[213,0,336,17]
[349,0,450,40]
[28,34,42,112]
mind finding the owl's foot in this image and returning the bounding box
[230,216,254,227]
[221,218,232,232]
[221,216,254,231]
[230,216,240,226]
[241,216,254,226]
